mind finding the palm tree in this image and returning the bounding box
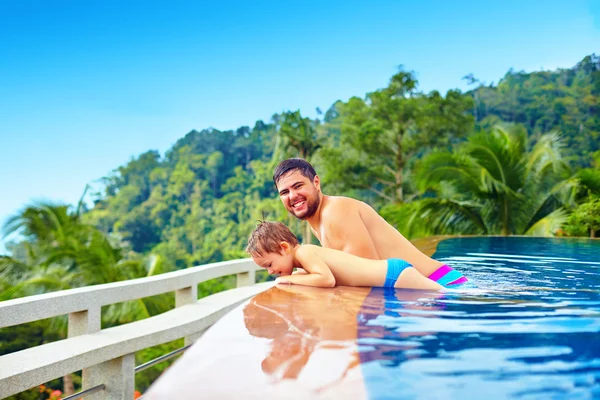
[278,111,322,160]
[1,202,172,395]
[403,125,573,237]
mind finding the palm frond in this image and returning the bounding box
[103,298,152,325]
[472,126,530,187]
[145,254,173,276]
[411,198,488,235]
[524,208,570,236]
[468,140,525,192]
[526,131,569,179]
[576,168,600,196]
[0,281,28,301]
[380,202,434,239]
[0,255,32,283]
[415,151,482,195]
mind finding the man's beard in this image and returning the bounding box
[290,196,320,220]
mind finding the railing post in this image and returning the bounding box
[84,354,135,400]
[176,285,200,346]
[69,308,106,397]
[68,308,101,337]
[175,285,198,307]
[236,269,255,287]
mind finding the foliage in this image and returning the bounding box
[277,110,322,160]
[466,54,600,167]
[320,68,474,204]
[563,194,600,238]
[385,124,574,237]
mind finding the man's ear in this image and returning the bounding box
[313,175,321,191]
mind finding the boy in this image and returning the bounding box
[246,221,443,290]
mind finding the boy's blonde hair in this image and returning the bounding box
[246,221,299,257]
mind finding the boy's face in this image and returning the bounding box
[252,244,295,276]
[276,171,321,220]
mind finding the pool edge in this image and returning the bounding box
[410,234,600,258]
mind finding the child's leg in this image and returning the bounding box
[395,267,443,290]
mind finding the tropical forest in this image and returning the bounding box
[2,54,600,398]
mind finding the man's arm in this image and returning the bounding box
[324,202,379,259]
[275,246,336,287]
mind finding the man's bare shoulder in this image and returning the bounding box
[318,196,379,256]
[322,196,375,219]
[321,196,362,217]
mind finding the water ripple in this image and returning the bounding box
[357,237,600,399]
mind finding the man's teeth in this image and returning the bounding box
[293,201,305,208]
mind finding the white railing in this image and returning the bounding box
[0,258,272,399]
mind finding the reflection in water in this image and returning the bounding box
[243,285,368,388]
[357,287,447,368]
[243,284,445,394]
[357,237,600,399]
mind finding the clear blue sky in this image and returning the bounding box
[1,0,599,253]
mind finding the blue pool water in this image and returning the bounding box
[357,237,600,399]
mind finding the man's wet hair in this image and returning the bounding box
[246,221,299,257]
[273,158,317,187]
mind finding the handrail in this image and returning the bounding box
[61,384,105,400]
[0,283,272,398]
[134,344,192,373]
[0,258,260,328]
[0,257,267,399]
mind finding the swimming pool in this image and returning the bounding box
[359,237,600,399]
[147,237,600,399]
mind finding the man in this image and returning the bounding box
[272,158,468,286]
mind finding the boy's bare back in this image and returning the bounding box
[296,245,387,287]
[295,245,442,290]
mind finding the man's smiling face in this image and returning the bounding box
[276,170,321,220]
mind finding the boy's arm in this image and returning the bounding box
[292,269,308,275]
[276,246,336,288]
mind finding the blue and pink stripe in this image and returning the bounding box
[428,264,468,286]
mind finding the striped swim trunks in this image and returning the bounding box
[428,264,468,287]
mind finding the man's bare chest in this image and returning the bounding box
[312,226,329,248]
[314,229,340,251]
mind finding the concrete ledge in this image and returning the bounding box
[0,282,273,398]
[0,258,261,328]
